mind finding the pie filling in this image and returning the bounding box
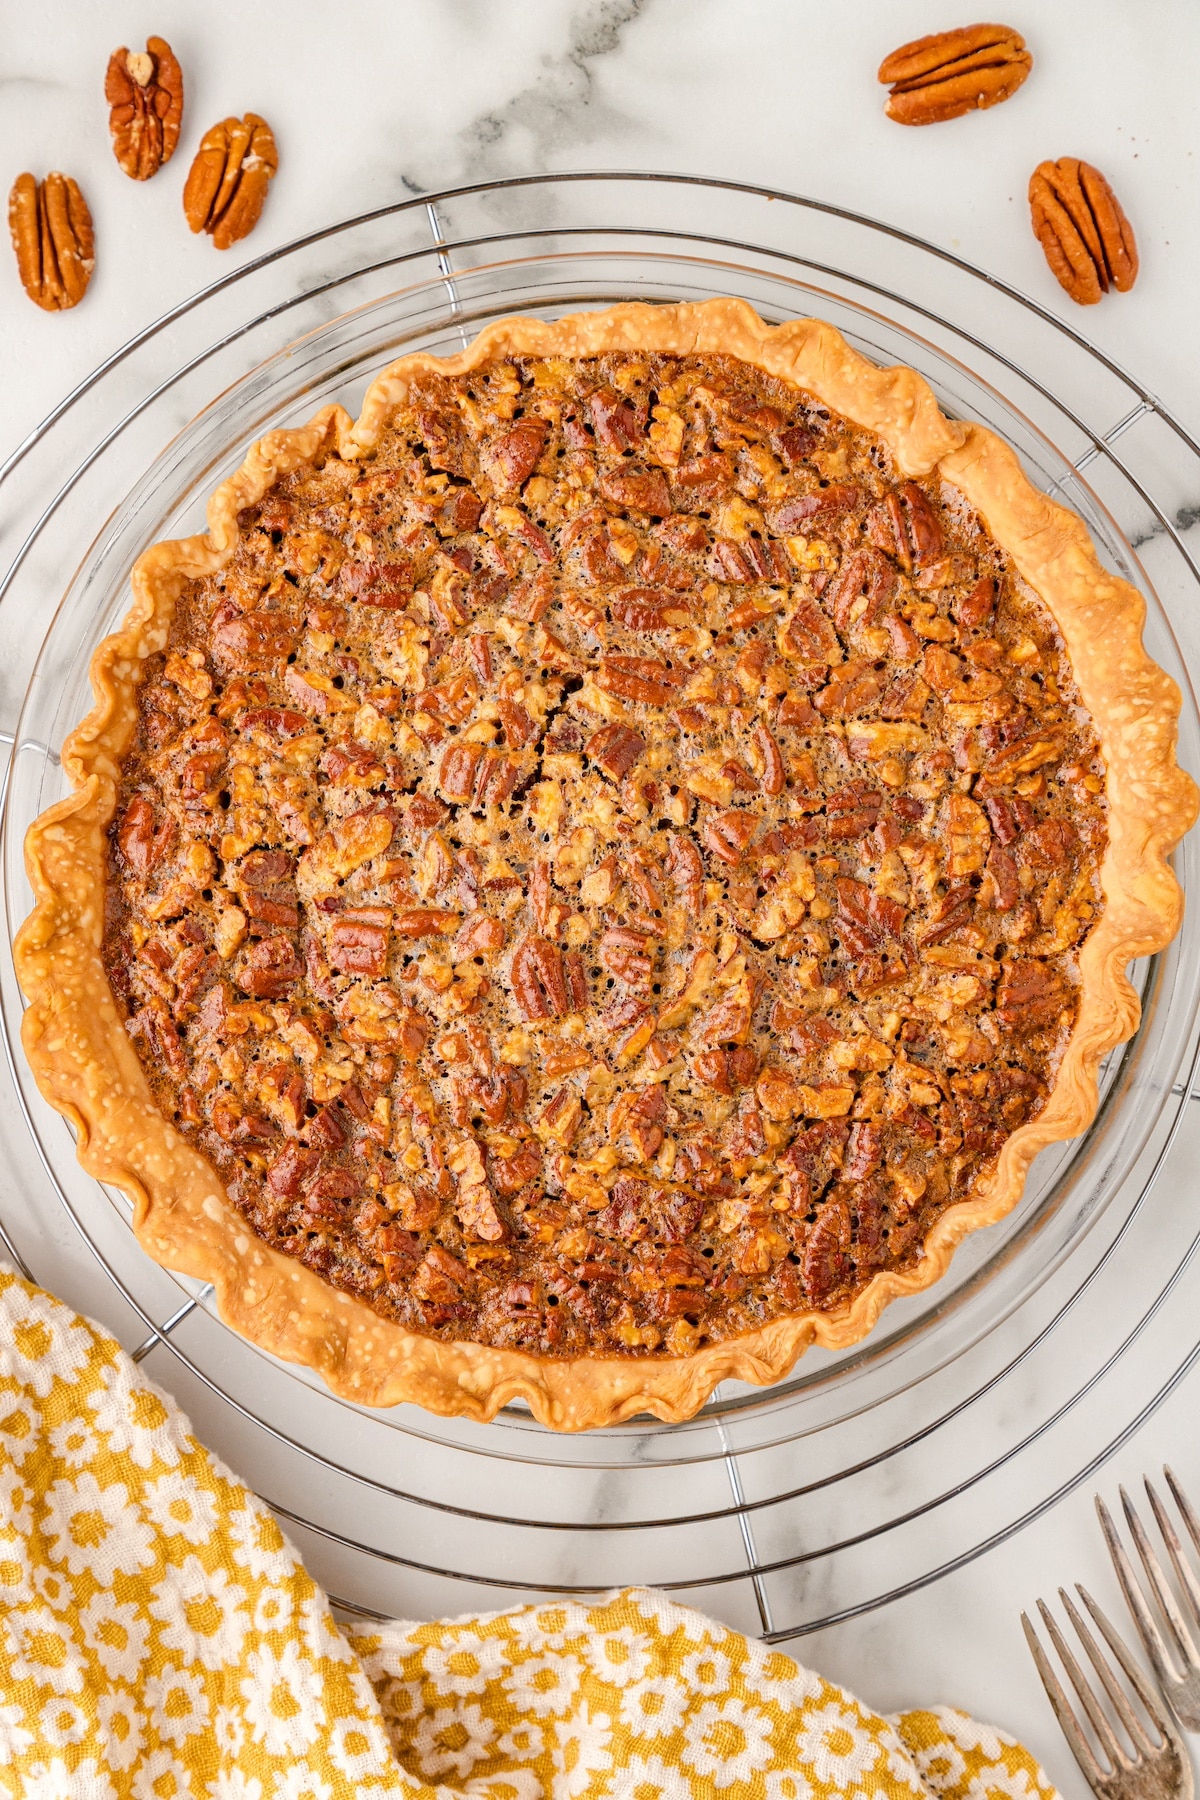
[102,351,1107,1359]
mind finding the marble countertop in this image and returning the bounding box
[3,4,1199,1792]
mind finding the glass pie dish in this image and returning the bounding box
[1,174,1199,1639]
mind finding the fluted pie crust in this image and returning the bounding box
[15,301,1197,1430]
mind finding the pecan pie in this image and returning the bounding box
[17,302,1195,1429]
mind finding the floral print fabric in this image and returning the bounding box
[0,1267,1060,1799]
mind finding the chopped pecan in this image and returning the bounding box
[815,661,884,721]
[588,388,643,452]
[8,171,95,311]
[416,407,472,477]
[844,1122,883,1182]
[306,1104,345,1150]
[510,937,587,1021]
[454,912,506,957]
[692,1046,758,1095]
[585,722,647,782]
[412,1244,473,1304]
[183,113,278,249]
[211,611,295,673]
[673,453,734,505]
[599,1177,702,1247]
[826,548,895,634]
[537,1087,585,1149]
[451,1138,508,1242]
[609,588,689,631]
[984,794,1035,846]
[240,706,309,738]
[765,485,861,533]
[442,487,484,534]
[496,698,540,749]
[701,810,759,867]
[879,23,1032,125]
[664,833,704,912]
[637,1245,708,1289]
[116,796,174,878]
[750,721,785,796]
[329,909,391,976]
[825,784,882,839]
[438,742,521,807]
[867,482,944,570]
[106,37,184,179]
[484,418,547,494]
[942,793,991,879]
[342,558,414,608]
[692,975,756,1049]
[802,1199,853,1302]
[775,596,839,665]
[1022,817,1078,868]
[236,937,301,1000]
[393,908,458,940]
[490,1142,542,1198]
[980,844,1021,912]
[266,1141,320,1199]
[599,926,656,990]
[596,655,686,707]
[599,466,672,516]
[920,882,976,947]
[773,423,821,465]
[878,672,930,722]
[955,575,997,629]
[997,958,1067,1028]
[835,878,906,955]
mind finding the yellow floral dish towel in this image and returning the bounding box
[0,1266,1060,1799]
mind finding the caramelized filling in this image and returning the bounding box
[103,352,1107,1357]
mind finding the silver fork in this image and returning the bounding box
[1022,1586,1192,1800]
[1098,1470,1200,1729]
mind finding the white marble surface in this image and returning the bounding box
[3,4,1200,1793]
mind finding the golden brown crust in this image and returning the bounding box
[16,300,1196,1429]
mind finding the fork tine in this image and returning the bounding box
[1060,1588,1152,1757]
[1097,1494,1180,1690]
[1038,1597,1125,1771]
[1022,1609,1105,1788]
[1151,1470,1200,1630]
[1123,1483,1198,1669]
[1075,1585,1178,1747]
[1165,1466,1200,1562]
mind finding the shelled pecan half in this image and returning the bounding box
[1028,158,1139,305]
[8,172,95,311]
[878,23,1032,124]
[183,114,278,250]
[105,36,184,179]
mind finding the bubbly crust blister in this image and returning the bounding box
[15,301,1196,1429]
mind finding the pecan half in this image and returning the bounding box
[8,172,94,311]
[1028,159,1138,306]
[878,23,1032,125]
[106,37,184,179]
[183,114,278,249]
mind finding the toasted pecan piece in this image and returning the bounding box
[879,23,1032,125]
[183,113,278,249]
[1028,158,1138,305]
[8,172,94,311]
[106,36,184,179]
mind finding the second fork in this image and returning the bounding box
[1098,1469,1200,1730]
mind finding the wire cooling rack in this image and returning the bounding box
[2,174,1200,1643]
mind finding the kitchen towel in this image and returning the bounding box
[0,1266,1059,1798]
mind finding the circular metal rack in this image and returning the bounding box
[3,173,1200,1644]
